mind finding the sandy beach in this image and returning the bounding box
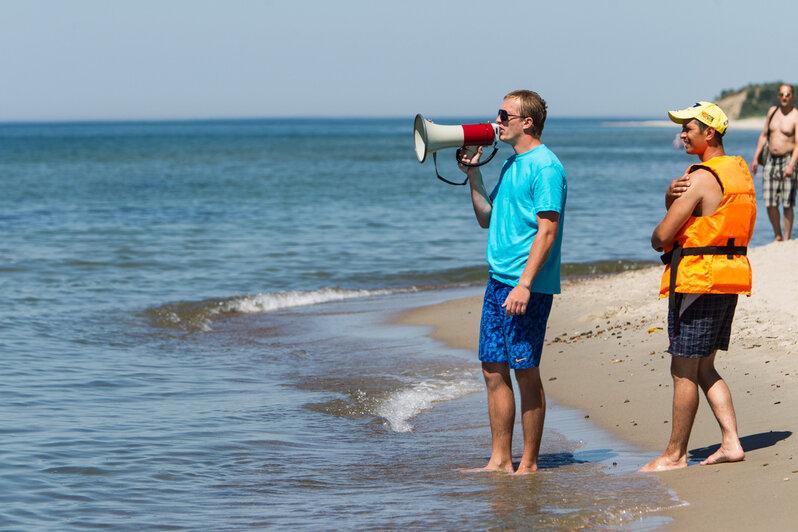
[398,239,798,529]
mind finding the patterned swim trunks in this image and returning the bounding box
[667,293,738,358]
[763,153,797,208]
[478,277,553,369]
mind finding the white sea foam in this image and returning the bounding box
[214,287,406,315]
[149,287,418,332]
[376,375,482,433]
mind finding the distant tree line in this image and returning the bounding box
[718,82,790,118]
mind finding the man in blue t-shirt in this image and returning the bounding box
[458,90,567,474]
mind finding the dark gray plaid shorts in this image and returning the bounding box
[763,153,797,208]
[667,293,738,358]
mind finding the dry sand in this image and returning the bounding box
[398,239,798,529]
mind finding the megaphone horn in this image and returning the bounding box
[413,114,501,185]
[414,114,499,163]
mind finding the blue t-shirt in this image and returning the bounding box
[487,144,567,294]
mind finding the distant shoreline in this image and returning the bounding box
[604,117,766,131]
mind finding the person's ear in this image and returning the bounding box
[523,116,534,131]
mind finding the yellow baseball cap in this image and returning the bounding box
[668,101,729,134]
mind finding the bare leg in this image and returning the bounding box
[639,357,700,472]
[697,353,744,465]
[767,206,783,241]
[471,362,515,473]
[513,367,546,474]
[783,207,794,240]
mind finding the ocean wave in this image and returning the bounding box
[145,287,414,332]
[144,260,656,333]
[562,259,656,278]
[376,374,482,433]
[305,370,482,433]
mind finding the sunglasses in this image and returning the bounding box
[498,109,525,122]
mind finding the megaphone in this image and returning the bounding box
[414,114,500,185]
[414,114,499,163]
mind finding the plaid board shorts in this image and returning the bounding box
[667,293,738,358]
[763,153,797,208]
[478,277,553,369]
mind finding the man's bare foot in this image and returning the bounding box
[514,463,538,475]
[638,455,688,472]
[459,462,514,474]
[775,235,784,241]
[700,446,744,466]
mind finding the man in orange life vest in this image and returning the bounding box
[640,102,756,472]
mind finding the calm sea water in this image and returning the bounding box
[1,117,770,530]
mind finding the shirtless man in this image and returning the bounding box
[752,84,798,241]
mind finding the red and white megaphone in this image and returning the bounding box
[413,114,500,185]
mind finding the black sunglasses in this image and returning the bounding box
[498,109,524,122]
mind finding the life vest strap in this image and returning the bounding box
[661,239,747,311]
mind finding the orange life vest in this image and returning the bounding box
[659,155,756,305]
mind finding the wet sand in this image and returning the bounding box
[397,239,798,529]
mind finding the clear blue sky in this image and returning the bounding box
[1,0,794,122]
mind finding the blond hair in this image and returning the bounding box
[505,89,547,138]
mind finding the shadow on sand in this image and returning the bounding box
[534,451,591,470]
[688,430,792,462]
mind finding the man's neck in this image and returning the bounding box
[699,145,725,162]
[781,103,795,114]
[512,136,542,155]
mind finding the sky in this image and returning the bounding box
[0,0,795,122]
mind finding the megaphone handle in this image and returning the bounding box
[456,145,499,167]
[432,145,500,186]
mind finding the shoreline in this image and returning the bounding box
[396,240,798,529]
[604,117,766,131]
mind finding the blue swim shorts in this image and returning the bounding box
[668,293,738,358]
[478,277,553,369]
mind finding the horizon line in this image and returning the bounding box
[0,114,667,126]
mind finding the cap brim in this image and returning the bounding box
[668,109,697,124]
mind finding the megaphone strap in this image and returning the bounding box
[433,151,469,185]
[432,146,500,186]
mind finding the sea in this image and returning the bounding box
[1,117,775,530]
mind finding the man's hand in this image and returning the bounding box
[783,163,795,179]
[502,285,530,316]
[666,172,691,202]
[653,168,718,251]
[751,159,759,175]
[457,146,483,174]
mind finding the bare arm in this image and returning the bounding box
[665,171,691,208]
[652,169,721,251]
[502,211,560,316]
[458,147,492,228]
[751,106,775,174]
[786,116,798,178]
